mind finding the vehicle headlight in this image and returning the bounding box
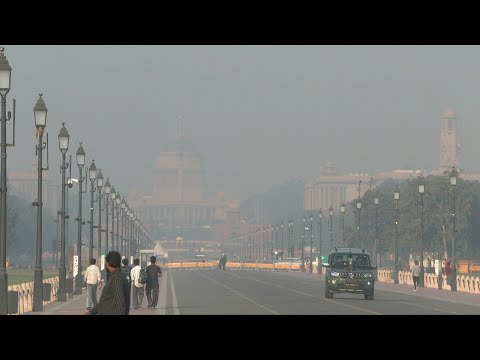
[363,273,373,278]
[330,271,340,277]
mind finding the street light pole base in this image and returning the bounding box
[32,268,44,312]
[393,270,399,284]
[450,267,457,291]
[0,268,8,315]
[419,267,425,288]
[58,266,67,302]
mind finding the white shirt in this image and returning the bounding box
[84,265,101,285]
[130,265,144,288]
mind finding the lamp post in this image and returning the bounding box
[450,167,458,292]
[275,225,278,260]
[394,185,400,284]
[357,180,362,248]
[373,196,379,267]
[0,48,12,315]
[281,222,284,259]
[329,206,334,249]
[301,216,306,272]
[109,186,116,251]
[88,160,97,260]
[309,214,313,274]
[103,179,111,253]
[318,210,323,271]
[96,169,103,261]
[418,175,425,287]
[33,94,48,312]
[340,203,345,245]
[58,123,70,302]
[130,212,135,259]
[74,143,86,295]
[356,199,362,248]
[287,220,295,257]
[121,197,126,256]
[115,192,121,253]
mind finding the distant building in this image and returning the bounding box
[8,158,58,216]
[130,128,242,257]
[305,107,480,212]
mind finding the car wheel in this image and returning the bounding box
[325,288,333,299]
[364,290,374,300]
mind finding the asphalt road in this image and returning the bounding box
[160,269,480,315]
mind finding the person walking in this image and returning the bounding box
[121,258,132,311]
[86,251,130,315]
[130,258,144,309]
[84,258,102,310]
[145,255,162,309]
[412,260,421,291]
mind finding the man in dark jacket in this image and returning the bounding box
[87,251,130,315]
[145,256,162,309]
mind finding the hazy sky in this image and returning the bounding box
[4,45,480,201]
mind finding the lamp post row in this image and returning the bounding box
[0,48,151,312]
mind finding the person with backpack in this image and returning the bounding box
[130,258,144,309]
[146,256,162,309]
[121,258,132,311]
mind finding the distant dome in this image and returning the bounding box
[163,136,198,153]
[443,107,455,119]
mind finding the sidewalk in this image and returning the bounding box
[375,281,480,307]
[35,270,170,315]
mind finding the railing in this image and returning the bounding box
[377,269,480,294]
[7,276,59,314]
[162,260,302,271]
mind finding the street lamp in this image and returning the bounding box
[393,185,400,284]
[450,167,459,291]
[96,169,104,261]
[301,216,306,272]
[418,175,425,287]
[88,160,97,260]
[33,94,48,312]
[356,199,362,248]
[340,203,345,245]
[103,178,111,253]
[58,122,70,302]
[329,206,334,249]
[309,214,313,274]
[0,48,12,315]
[115,192,121,254]
[121,197,126,255]
[281,222,284,259]
[373,196,379,267]
[74,142,86,295]
[318,210,323,271]
[109,186,116,251]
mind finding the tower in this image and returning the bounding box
[440,107,458,171]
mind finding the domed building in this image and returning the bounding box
[131,131,242,255]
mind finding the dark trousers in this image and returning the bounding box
[413,276,419,290]
[132,285,144,308]
[146,287,159,308]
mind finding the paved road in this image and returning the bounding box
[167,270,480,315]
[39,269,480,315]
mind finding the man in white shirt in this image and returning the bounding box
[84,258,102,310]
[130,258,144,309]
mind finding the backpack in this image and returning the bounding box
[121,266,131,283]
[139,268,148,285]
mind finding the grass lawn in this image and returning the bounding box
[7,269,59,286]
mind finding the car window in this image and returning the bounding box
[330,254,370,269]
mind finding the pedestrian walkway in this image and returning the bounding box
[375,281,480,307]
[35,269,171,315]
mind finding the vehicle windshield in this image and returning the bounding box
[330,254,371,270]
